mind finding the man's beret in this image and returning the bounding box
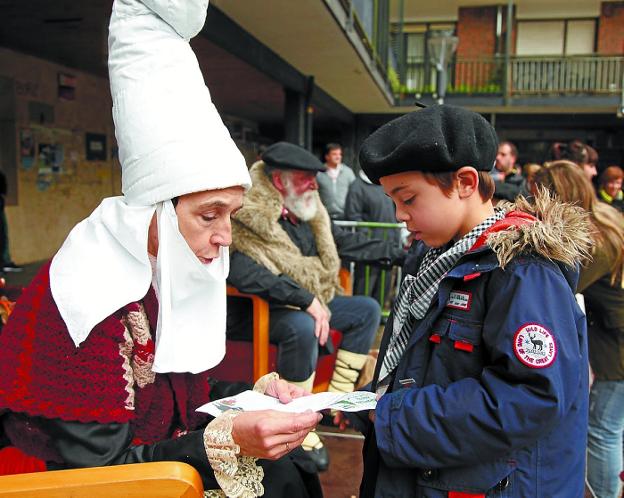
[262,142,326,173]
[359,105,498,184]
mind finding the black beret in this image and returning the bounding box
[262,142,326,173]
[359,105,498,184]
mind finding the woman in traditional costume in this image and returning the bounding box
[0,1,322,496]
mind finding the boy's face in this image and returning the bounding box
[380,171,464,248]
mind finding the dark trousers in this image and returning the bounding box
[227,295,380,381]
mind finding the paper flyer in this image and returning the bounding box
[196,390,376,417]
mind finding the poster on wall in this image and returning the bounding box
[85,133,107,161]
[52,145,64,173]
[58,73,76,101]
[20,129,35,170]
[37,143,64,191]
[37,143,54,191]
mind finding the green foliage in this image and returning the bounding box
[387,66,413,97]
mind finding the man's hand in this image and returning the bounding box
[264,378,311,404]
[232,410,322,459]
[305,297,330,346]
[333,411,351,431]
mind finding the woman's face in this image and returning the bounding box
[148,186,244,264]
[605,178,623,199]
[583,163,597,180]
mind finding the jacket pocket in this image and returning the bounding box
[425,317,484,385]
[415,459,515,497]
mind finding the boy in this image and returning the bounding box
[355,105,591,497]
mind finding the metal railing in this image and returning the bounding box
[511,55,623,94]
[401,54,624,97]
[337,0,391,84]
[334,220,405,319]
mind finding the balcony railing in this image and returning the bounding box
[511,56,623,94]
[398,54,624,97]
[336,0,391,85]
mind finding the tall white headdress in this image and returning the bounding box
[50,0,251,374]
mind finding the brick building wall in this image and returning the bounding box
[456,6,498,58]
[455,6,514,92]
[597,1,624,54]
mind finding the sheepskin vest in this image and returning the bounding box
[231,162,342,306]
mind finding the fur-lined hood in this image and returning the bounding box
[490,189,592,269]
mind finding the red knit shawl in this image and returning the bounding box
[0,262,211,437]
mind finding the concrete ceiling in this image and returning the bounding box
[0,0,349,126]
[211,0,397,113]
[0,0,111,75]
[0,0,387,126]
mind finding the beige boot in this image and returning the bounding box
[328,349,369,394]
[301,430,323,451]
[284,371,315,393]
[301,430,329,471]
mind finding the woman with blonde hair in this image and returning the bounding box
[534,160,624,498]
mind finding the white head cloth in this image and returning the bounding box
[50,0,251,374]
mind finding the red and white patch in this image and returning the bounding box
[513,323,557,368]
[446,291,472,311]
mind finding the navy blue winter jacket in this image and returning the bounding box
[360,200,591,498]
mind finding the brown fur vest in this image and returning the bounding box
[230,162,342,305]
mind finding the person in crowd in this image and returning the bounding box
[344,169,401,304]
[491,140,517,181]
[585,143,600,180]
[597,165,624,212]
[0,170,22,273]
[551,139,599,182]
[519,162,542,200]
[491,141,527,202]
[227,141,404,472]
[316,143,356,220]
[523,162,541,185]
[0,2,323,497]
[533,160,624,498]
[349,104,591,497]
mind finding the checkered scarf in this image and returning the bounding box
[378,208,505,383]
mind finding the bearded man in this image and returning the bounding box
[227,142,404,471]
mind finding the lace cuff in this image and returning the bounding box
[203,410,264,498]
[252,372,279,394]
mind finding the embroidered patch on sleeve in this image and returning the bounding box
[446,290,472,311]
[513,323,557,368]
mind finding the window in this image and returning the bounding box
[566,20,596,55]
[516,19,596,56]
[392,22,456,92]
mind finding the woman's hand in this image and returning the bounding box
[264,378,310,404]
[232,409,321,459]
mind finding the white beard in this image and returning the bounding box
[283,190,318,221]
